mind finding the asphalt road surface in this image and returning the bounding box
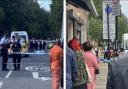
[0,54,52,89]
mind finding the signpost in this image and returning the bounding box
[103,1,115,40]
[110,0,121,16]
[103,0,113,61]
[103,0,120,56]
[110,0,120,55]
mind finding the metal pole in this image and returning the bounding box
[115,16,118,56]
[107,5,110,61]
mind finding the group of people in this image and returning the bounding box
[29,40,47,52]
[66,37,99,89]
[0,34,21,71]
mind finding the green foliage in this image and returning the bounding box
[49,0,63,39]
[89,0,103,43]
[0,7,5,21]
[118,15,128,41]
[0,0,63,39]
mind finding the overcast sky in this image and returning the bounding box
[120,0,128,18]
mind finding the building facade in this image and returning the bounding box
[66,0,98,43]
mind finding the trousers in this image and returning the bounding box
[51,66,61,89]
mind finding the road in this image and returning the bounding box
[0,54,52,89]
[0,52,109,89]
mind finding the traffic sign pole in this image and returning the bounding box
[107,4,110,61]
[115,16,118,56]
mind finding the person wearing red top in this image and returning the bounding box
[50,40,63,89]
[68,37,81,50]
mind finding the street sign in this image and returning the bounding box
[112,0,119,4]
[105,5,112,14]
[103,0,115,39]
[110,0,121,16]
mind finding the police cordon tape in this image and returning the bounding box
[9,52,50,55]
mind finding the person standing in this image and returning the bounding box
[29,40,34,53]
[0,35,10,71]
[50,40,63,89]
[95,47,99,57]
[1,44,9,71]
[106,55,128,89]
[39,40,43,51]
[66,47,77,89]
[119,48,125,56]
[68,37,90,89]
[35,40,38,51]
[11,35,21,71]
[82,41,99,89]
[42,40,47,51]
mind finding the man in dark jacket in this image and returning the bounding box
[11,36,21,70]
[66,47,77,89]
[106,55,128,89]
[1,44,9,71]
[0,35,10,71]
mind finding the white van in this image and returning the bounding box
[10,31,29,54]
[122,33,128,53]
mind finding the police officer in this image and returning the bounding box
[1,44,9,71]
[11,35,21,71]
[0,35,10,71]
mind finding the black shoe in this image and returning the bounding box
[2,68,9,71]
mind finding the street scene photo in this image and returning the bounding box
[0,0,63,89]
[66,0,128,89]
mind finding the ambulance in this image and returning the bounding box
[10,31,29,56]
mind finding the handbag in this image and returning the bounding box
[82,52,92,83]
[95,69,100,74]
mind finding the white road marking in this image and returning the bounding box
[11,52,49,55]
[32,72,51,81]
[5,71,12,78]
[25,66,50,72]
[0,71,12,88]
[0,82,3,88]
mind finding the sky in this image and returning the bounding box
[38,0,52,11]
[120,0,128,18]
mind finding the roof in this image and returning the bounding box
[67,0,99,17]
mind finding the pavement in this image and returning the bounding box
[96,63,108,89]
[0,54,52,89]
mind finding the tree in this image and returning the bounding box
[49,0,63,39]
[0,0,51,39]
[0,0,63,39]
